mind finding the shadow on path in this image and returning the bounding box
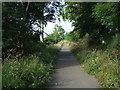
[48,41,99,88]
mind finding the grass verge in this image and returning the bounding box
[2,46,60,88]
[67,40,119,88]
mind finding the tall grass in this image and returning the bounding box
[2,47,59,88]
[68,34,120,88]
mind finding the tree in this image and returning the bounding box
[92,2,120,43]
[44,24,65,44]
[53,24,65,43]
[62,2,97,38]
[65,31,79,42]
[62,2,120,46]
[2,2,62,59]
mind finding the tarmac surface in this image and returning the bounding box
[49,41,99,88]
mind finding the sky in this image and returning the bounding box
[44,17,74,37]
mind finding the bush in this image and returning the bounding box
[69,36,119,88]
[2,47,59,88]
[23,41,46,55]
[73,46,119,88]
[107,33,120,49]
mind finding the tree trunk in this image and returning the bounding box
[39,22,44,42]
[41,22,44,42]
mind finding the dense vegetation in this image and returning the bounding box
[2,2,62,60]
[2,2,62,88]
[64,2,120,88]
[3,47,59,88]
[66,35,119,88]
[44,24,65,45]
[2,1,120,88]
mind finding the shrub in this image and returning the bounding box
[69,36,119,88]
[2,47,59,88]
[107,33,120,49]
[75,47,119,88]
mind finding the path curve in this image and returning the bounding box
[49,41,99,88]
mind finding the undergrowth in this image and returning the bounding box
[68,34,120,88]
[2,46,59,88]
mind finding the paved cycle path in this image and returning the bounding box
[49,41,99,88]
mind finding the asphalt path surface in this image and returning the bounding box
[49,41,99,88]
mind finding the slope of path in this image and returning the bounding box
[48,41,99,88]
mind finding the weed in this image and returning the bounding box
[2,47,59,88]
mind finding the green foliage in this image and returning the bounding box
[63,2,97,38]
[107,33,120,49]
[53,24,65,42]
[65,31,80,42]
[44,34,55,45]
[69,35,119,88]
[2,2,62,60]
[92,2,120,44]
[23,41,46,55]
[93,3,119,30]
[3,47,59,88]
[44,24,65,44]
[77,49,119,88]
[64,2,120,88]
[63,2,120,45]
